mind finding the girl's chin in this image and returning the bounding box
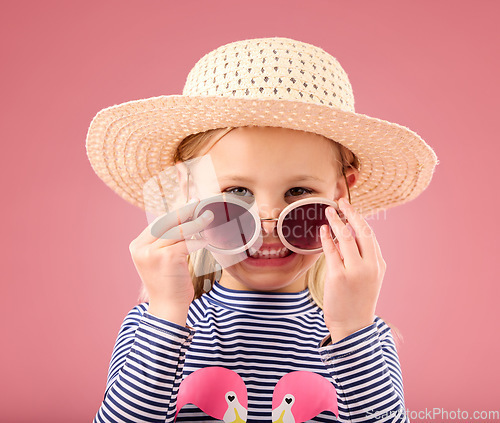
[213,251,321,291]
[221,276,305,293]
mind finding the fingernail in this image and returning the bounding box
[202,210,214,220]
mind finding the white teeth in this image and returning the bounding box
[250,247,290,259]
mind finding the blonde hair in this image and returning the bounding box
[136,126,358,308]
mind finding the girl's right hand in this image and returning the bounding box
[128,200,214,326]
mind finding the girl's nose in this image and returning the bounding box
[260,217,279,236]
[256,198,285,236]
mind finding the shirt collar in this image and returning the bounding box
[205,281,318,316]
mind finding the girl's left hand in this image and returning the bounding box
[320,197,386,344]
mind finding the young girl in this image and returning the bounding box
[86,37,437,422]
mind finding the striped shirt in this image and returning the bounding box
[95,282,408,422]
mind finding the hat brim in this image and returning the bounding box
[86,95,438,217]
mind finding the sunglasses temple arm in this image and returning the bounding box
[185,168,190,204]
[342,168,352,204]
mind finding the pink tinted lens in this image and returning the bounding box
[199,201,256,250]
[281,203,334,250]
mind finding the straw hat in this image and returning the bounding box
[86,37,438,217]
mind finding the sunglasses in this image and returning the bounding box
[191,194,347,255]
[181,165,351,256]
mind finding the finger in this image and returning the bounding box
[326,205,359,268]
[139,201,200,245]
[337,198,376,259]
[369,226,386,271]
[166,237,210,256]
[160,210,214,241]
[333,237,344,262]
[320,224,345,271]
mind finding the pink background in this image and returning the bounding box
[2,1,499,421]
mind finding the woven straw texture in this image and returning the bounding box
[86,37,438,217]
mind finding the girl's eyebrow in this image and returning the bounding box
[218,175,324,183]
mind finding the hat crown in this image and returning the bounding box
[182,37,355,113]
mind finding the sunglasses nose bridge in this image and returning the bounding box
[259,217,279,235]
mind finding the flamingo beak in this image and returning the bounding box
[226,408,247,423]
[272,412,284,423]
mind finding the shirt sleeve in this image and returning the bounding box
[94,304,195,423]
[318,316,409,423]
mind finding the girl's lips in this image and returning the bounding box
[243,251,297,267]
[248,243,288,253]
[253,243,286,249]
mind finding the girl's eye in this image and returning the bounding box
[287,187,313,197]
[224,187,313,197]
[225,187,252,197]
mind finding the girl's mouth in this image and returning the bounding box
[248,246,293,259]
[244,246,296,267]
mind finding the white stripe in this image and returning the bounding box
[94,294,408,423]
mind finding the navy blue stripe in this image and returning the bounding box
[94,286,409,423]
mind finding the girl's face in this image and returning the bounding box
[205,126,355,293]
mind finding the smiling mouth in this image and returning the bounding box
[248,246,293,259]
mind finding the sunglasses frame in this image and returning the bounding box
[276,197,346,255]
[193,193,262,255]
[185,165,351,256]
[192,194,347,256]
